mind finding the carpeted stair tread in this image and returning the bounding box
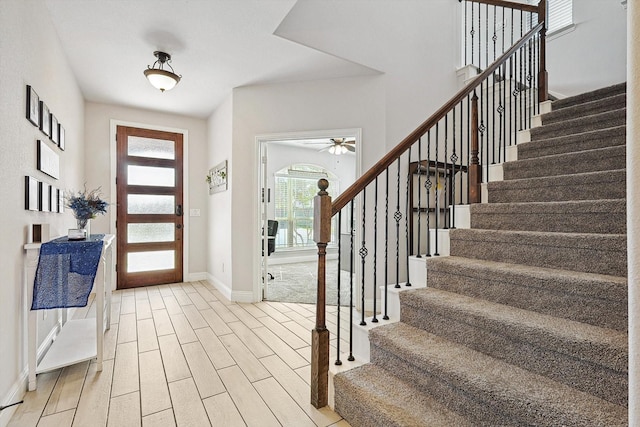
[503,145,626,180]
[425,256,627,330]
[449,228,627,276]
[369,322,627,426]
[334,364,472,427]
[517,125,626,160]
[470,199,626,234]
[399,288,627,373]
[530,108,625,140]
[552,82,626,110]
[542,93,626,125]
[488,168,626,203]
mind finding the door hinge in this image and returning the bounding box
[115,264,117,272]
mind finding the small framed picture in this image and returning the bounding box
[58,124,65,151]
[39,101,51,137]
[25,176,39,211]
[26,85,40,126]
[37,140,60,179]
[58,188,64,213]
[50,115,59,144]
[39,182,51,212]
[50,186,58,213]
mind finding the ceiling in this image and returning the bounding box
[43,0,379,119]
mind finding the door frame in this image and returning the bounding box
[110,119,191,283]
[254,128,363,302]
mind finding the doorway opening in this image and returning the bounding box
[256,129,361,304]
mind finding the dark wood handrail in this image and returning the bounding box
[331,21,544,216]
[463,0,539,14]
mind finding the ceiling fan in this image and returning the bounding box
[303,138,356,155]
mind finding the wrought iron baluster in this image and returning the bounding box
[466,95,471,204]
[416,137,422,258]
[479,80,486,182]
[434,123,440,256]
[464,0,468,66]
[425,131,432,257]
[470,1,475,67]
[348,200,355,361]
[383,168,390,320]
[477,2,481,69]
[395,158,401,288]
[493,5,497,62]
[372,178,378,322]
[485,3,489,71]
[335,210,342,366]
[359,188,367,326]
[444,115,449,229]
[451,107,458,229]
[405,149,412,287]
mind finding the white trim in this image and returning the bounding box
[254,128,363,303]
[109,120,190,285]
[206,273,232,300]
[547,23,576,41]
[187,272,208,282]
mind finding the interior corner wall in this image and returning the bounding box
[206,95,233,295]
[547,0,627,97]
[84,102,209,279]
[228,75,386,301]
[0,0,85,419]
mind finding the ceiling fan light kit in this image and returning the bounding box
[144,51,181,92]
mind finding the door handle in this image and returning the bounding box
[176,205,183,216]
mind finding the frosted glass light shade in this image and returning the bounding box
[144,69,180,92]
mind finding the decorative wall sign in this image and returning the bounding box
[50,115,59,144]
[39,182,50,212]
[37,140,60,179]
[39,101,50,137]
[26,85,40,126]
[25,176,39,211]
[58,124,65,150]
[207,160,228,194]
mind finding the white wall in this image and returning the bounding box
[0,0,85,420]
[547,0,627,97]
[224,75,385,301]
[206,95,233,294]
[84,102,209,279]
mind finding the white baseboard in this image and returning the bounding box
[187,272,208,282]
[205,274,257,303]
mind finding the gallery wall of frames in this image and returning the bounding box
[24,84,66,214]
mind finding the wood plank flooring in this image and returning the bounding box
[9,281,351,427]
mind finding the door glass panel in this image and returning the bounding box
[128,165,175,187]
[128,194,174,214]
[128,250,175,273]
[128,136,175,160]
[128,223,175,243]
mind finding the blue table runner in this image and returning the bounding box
[31,235,105,310]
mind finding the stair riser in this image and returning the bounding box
[449,230,627,276]
[333,385,401,427]
[553,83,626,110]
[369,345,513,426]
[542,94,626,125]
[398,303,627,406]
[470,210,626,234]
[503,147,626,180]
[488,173,626,203]
[530,109,625,140]
[426,267,627,331]
[518,127,626,160]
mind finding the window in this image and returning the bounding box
[274,164,338,249]
[547,0,572,34]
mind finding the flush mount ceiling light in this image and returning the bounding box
[144,51,181,92]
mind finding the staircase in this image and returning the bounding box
[333,83,628,426]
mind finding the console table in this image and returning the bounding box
[24,234,115,391]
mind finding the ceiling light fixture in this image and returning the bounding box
[144,51,181,92]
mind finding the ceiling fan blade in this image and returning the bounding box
[345,144,356,152]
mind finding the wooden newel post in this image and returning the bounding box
[311,178,331,408]
[469,92,482,203]
[537,0,548,103]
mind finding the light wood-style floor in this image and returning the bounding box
[9,281,351,427]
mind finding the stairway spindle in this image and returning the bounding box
[360,188,367,326]
[372,178,379,322]
[335,211,342,366]
[416,138,422,257]
[383,168,390,320]
[395,158,402,288]
[348,199,355,362]
[425,130,432,257]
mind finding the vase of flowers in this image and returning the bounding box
[64,186,108,240]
